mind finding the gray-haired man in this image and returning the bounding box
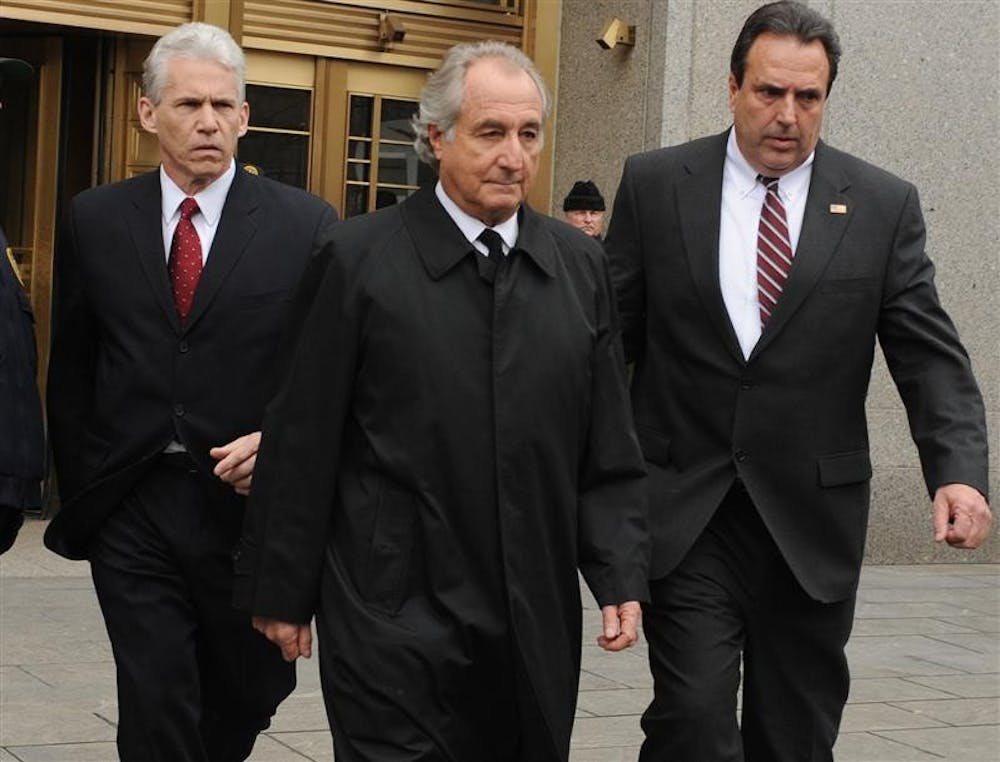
[235,40,649,761]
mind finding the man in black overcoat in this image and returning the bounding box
[234,41,649,761]
[45,22,337,761]
[605,2,992,760]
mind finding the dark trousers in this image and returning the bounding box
[640,484,856,762]
[89,455,295,762]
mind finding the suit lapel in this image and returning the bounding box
[128,172,181,332]
[677,133,745,364]
[184,169,258,331]
[750,141,851,357]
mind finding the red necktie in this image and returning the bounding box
[756,176,793,325]
[168,197,203,323]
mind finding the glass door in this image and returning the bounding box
[343,93,435,217]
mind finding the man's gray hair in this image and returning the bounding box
[142,22,246,104]
[412,40,551,171]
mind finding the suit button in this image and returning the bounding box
[740,377,754,390]
[174,403,185,417]
[734,449,748,463]
[178,340,189,353]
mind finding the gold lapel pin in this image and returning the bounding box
[829,203,847,214]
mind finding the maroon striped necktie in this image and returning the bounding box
[756,175,793,325]
[168,197,203,323]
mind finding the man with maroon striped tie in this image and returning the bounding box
[604,2,992,760]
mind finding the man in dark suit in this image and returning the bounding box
[234,41,649,761]
[605,2,992,760]
[45,22,337,761]
[0,57,45,555]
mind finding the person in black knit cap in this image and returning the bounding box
[562,179,606,240]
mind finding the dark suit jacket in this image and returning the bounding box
[607,130,988,602]
[234,186,648,759]
[0,224,44,552]
[45,167,337,560]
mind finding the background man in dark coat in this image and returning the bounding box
[562,179,606,240]
[0,57,44,555]
[45,22,337,761]
[605,2,992,760]
[235,41,649,761]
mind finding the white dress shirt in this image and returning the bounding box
[719,130,813,358]
[435,181,518,255]
[160,160,237,263]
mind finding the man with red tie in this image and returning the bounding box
[45,22,337,761]
[605,2,992,760]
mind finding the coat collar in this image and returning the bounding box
[401,185,556,280]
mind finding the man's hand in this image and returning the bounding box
[209,431,261,495]
[597,600,641,652]
[252,615,312,662]
[933,483,992,548]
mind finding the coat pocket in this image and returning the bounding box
[817,450,872,487]
[362,484,417,615]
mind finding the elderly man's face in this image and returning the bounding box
[565,209,605,238]
[729,32,828,177]
[430,57,543,227]
[138,56,249,196]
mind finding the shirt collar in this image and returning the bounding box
[434,181,519,253]
[159,160,237,226]
[725,129,814,202]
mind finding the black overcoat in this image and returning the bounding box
[234,186,649,759]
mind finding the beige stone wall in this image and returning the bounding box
[554,0,999,563]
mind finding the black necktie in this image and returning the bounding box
[476,228,505,284]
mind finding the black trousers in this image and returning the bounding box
[640,484,855,762]
[89,455,295,762]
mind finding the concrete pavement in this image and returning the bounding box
[1,519,997,761]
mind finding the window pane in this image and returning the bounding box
[380,99,417,141]
[377,144,424,186]
[347,161,370,183]
[238,132,309,189]
[348,139,372,160]
[349,95,373,137]
[346,185,369,218]
[246,85,311,131]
